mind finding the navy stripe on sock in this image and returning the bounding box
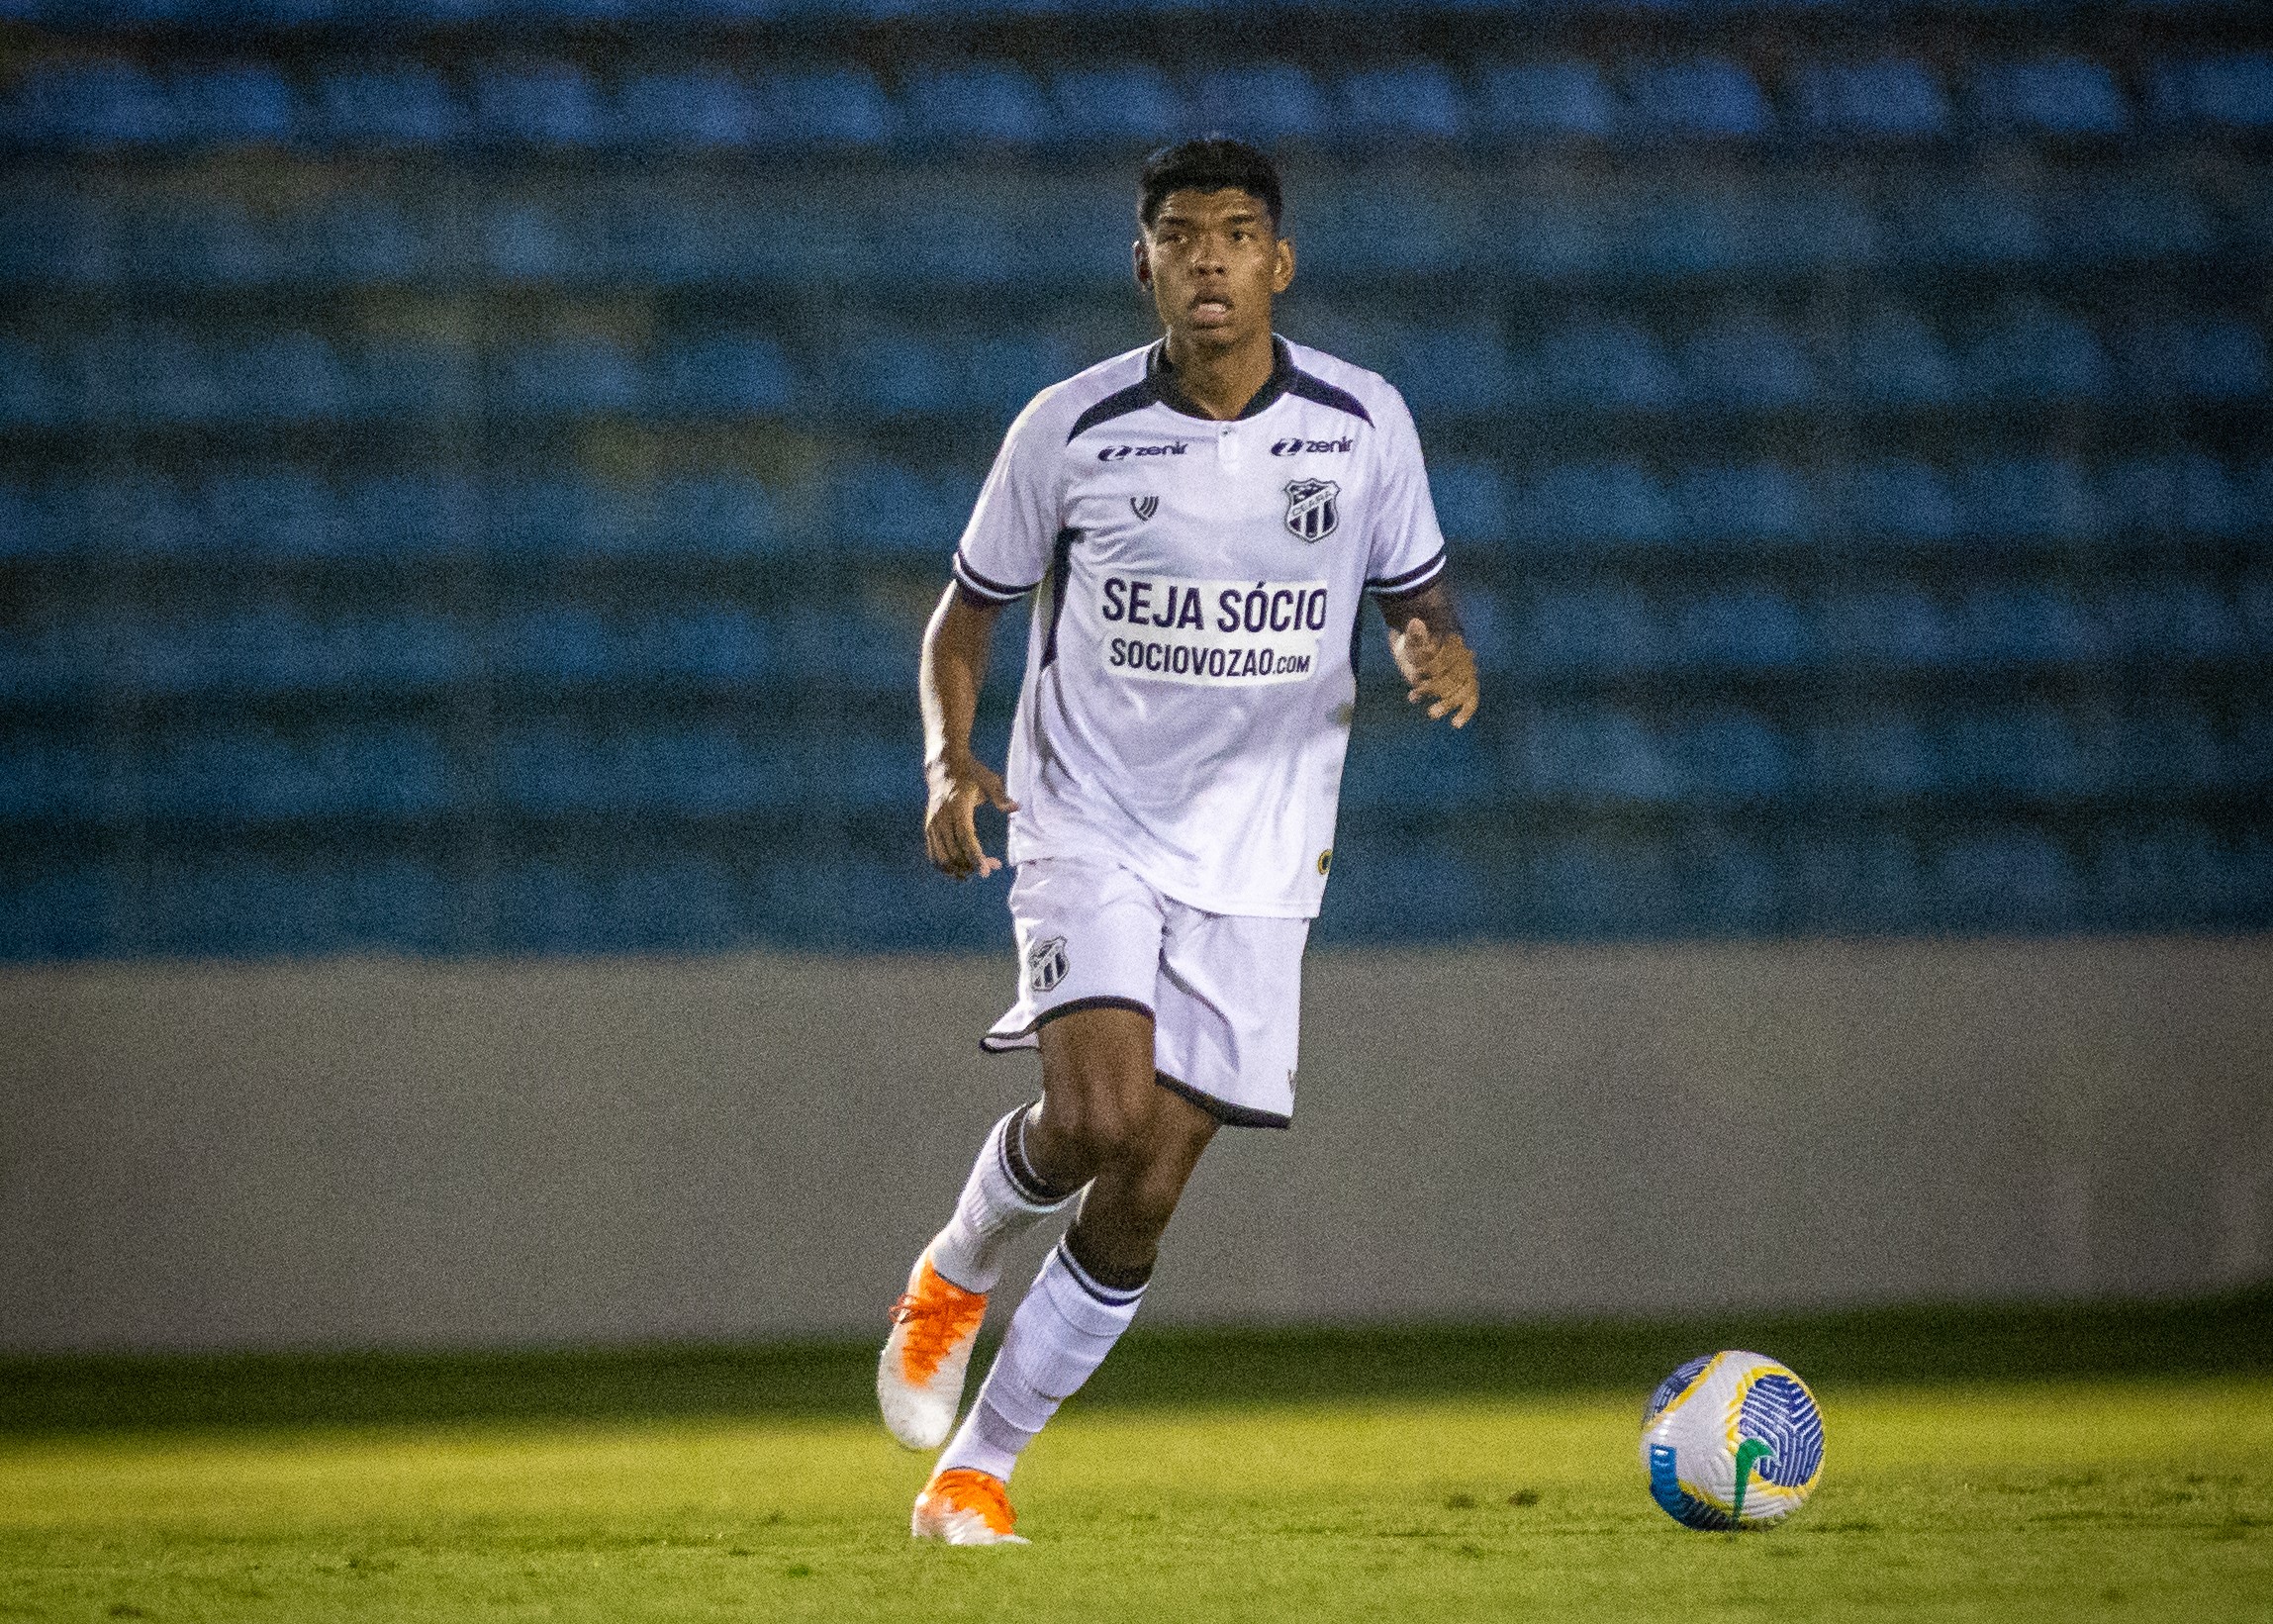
[997,1102,1073,1207]
[1054,1237,1147,1307]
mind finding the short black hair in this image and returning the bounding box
[1137,138,1283,233]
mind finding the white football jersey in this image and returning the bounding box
[952,334,1448,917]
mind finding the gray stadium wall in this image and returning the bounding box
[3,936,2269,1355]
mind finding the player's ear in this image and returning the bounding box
[1132,238,1152,290]
[1273,236,1294,295]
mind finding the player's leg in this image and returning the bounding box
[877,1099,1079,1451]
[922,1004,1214,1538]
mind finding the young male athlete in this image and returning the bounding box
[881,139,1480,1545]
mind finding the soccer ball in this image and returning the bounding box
[1640,1350,1825,1530]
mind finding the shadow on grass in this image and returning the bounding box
[3,1284,2265,1438]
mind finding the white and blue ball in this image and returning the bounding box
[1639,1350,1824,1530]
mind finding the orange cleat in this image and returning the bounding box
[911,1468,1027,1546]
[877,1249,988,1450]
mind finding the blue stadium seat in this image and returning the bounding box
[1958,457,2102,543]
[1666,711,1794,801]
[309,197,430,285]
[1629,191,1763,278]
[0,194,102,288]
[331,858,455,956]
[2096,821,2238,931]
[1051,65,1188,145]
[800,607,922,693]
[482,201,578,283]
[633,607,773,685]
[616,66,755,148]
[901,66,1052,146]
[0,341,56,428]
[879,195,1017,288]
[1474,62,1615,140]
[1971,57,2130,135]
[1933,831,2079,929]
[1336,64,1467,143]
[345,474,483,555]
[1339,722,1491,812]
[1536,320,1680,411]
[2098,708,2230,793]
[227,332,352,422]
[173,64,300,144]
[1846,308,1962,405]
[1672,588,1809,669]
[1429,462,1504,544]
[616,726,778,815]
[317,67,466,145]
[652,334,795,416]
[1787,831,1926,932]
[1937,706,2090,798]
[12,61,179,146]
[1674,462,1818,546]
[748,69,896,147]
[69,329,229,425]
[498,725,618,814]
[1792,59,1949,139]
[474,64,610,145]
[0,618,106,702]
[1529,834,1678,939]
[1681,315,1816,410]
[142,728,306,819]
[1957,584,2100,664]
[833,460,970,557]
[1298,185,1468,278]
[346,613,470,691]
[57,475,210,556]
[1843,459,1961,544]
[2100,452,2255,539]
[0,737,104,822]
[1752,184,1879,272]
[1965,299,2109,400]
[1191,64,1325,145]
[203,471,343,556]
[307,724,456,816]
[355,339,478,419]
[506,336,642,417]
[1804,715,1941,797]
[841,333,959,417]
[0,867,114,961]
[808,733,919,813]
[0,487,37,558]
[1371,327,1511,413]
[1496,198,1610,280]
[597,197,728,285]
[2049,176,2215,264]
[649,474,783,558]
[497,861,604,955]
[124,198,274,287]
[1891,180,2045,266]
[1310,842,1491,945]
[966,334,1079,416]
[1509,462,1677,548]
[606,858,743,953]
[2118,316,2268,401]
[1518,583,1664,672]
[2150,52,2273,129]
[492,606,623,683]
[484,477,623,557]
[1518,707,1680,803]
[1814,588,1954,667]
[1624,58,1770,139]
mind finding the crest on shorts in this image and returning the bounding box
[1283,478,1339,542]
[1027,935,1069,994]
[1130,494,1159,523]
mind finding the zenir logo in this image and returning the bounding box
[1130,495,1159,522]
[1272,436,1356,456]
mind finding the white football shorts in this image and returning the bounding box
[982,855,1311,1128]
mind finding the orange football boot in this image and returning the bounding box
[911,1468,1026,1546]
[877,1249,988,1450]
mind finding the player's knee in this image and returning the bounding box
[1031,1083,1142,1182]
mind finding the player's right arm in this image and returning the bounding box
[920,585,1019,880]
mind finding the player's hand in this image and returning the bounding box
[1392,618,1479,728]
[924,752,1019,880]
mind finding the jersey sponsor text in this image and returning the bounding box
[1096,571,1326,688]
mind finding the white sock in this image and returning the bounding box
[927,1103,1077,1295]
[936,1237,1146,1482]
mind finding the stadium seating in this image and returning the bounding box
[4,5,2268,958]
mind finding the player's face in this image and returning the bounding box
[1135,188,1294,350]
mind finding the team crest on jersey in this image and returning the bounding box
[1130,494,1159,523]
[1283,479,1339,542]
[1027,935,1069,994]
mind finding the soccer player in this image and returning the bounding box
[880,138,1480,1545]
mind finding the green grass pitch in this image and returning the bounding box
[3,1295,2269,1622]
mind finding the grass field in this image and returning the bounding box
[4,1296,2270,1622]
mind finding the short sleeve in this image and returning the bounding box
[952,398,1063,605]
[1363,389,1448,599]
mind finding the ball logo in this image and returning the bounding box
[1283,479,1340,542]
[1026,935,1069,994]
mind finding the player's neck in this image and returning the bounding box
[1160,328,1277,421]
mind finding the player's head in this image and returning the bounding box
[1133,138,1294,352]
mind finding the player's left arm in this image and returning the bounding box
[1378,578,1479,728]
